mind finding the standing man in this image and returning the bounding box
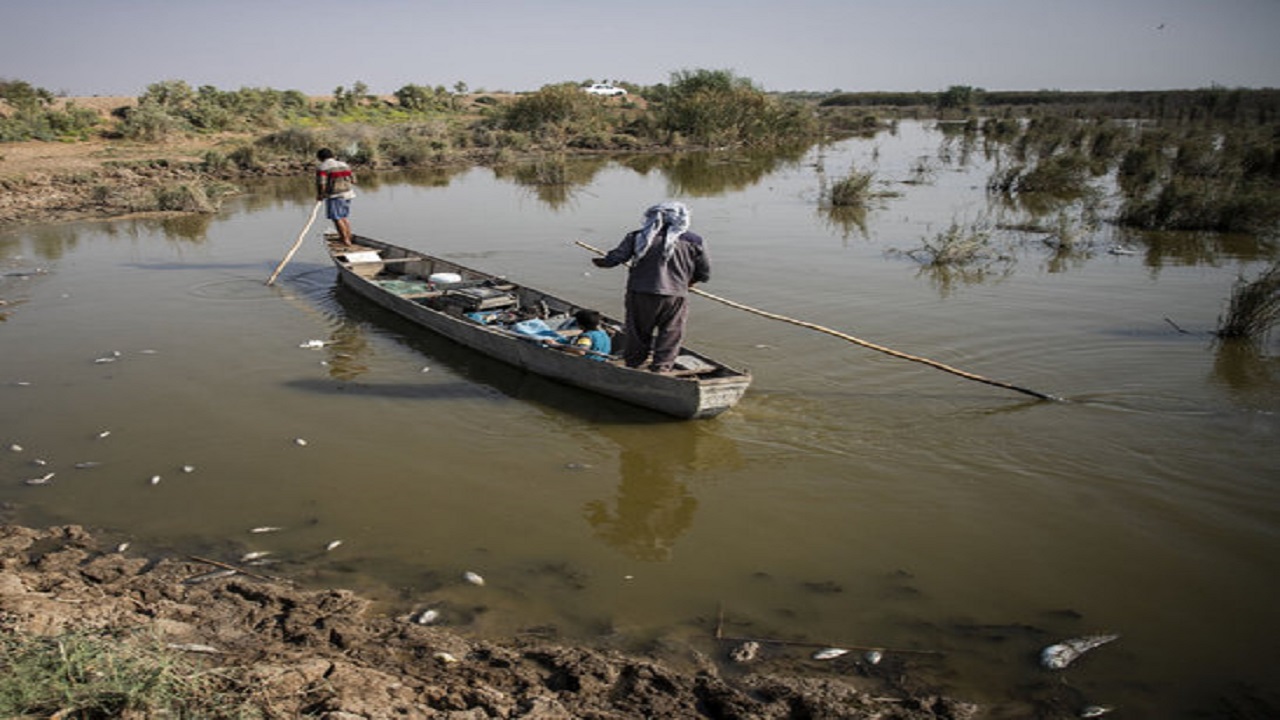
[592,201,710,372]
[315,148,356,248]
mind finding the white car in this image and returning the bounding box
[583,83,627,97]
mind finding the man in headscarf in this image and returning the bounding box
[592,201,710,372]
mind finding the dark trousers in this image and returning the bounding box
[623,292,688,371]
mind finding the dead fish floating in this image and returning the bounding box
[463,571,485,586]
[811,647,849,661]
[294,438,308,447]
[167,642,222,654]
[23,472,55,486]
[74,461,102,469]
[325,540,343,551]
[863,649,884,665]
[415,609,440,625]
[240,551,271,562]
[1080,706,1115,718]
[1041,634,1120,670]
[299,340,328,349]
[149,475,162,485]
[250,526,283,534]
[730,641,760,663]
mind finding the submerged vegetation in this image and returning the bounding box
[828,166,875,208]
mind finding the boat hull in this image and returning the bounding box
[328,236,750,419]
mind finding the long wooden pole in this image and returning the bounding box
[576,240,1059,402]
[266,200,324,286]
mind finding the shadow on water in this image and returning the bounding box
[279,282,678,425]
[282,377,500,402]
[126,262,267,272]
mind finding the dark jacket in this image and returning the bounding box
[597,230,710,297]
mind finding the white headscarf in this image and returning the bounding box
[634,201,691,261]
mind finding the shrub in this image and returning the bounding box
[258,126,318,155]
[118,102,185,141]
[829,167,874,207]
[0,81,100,140]
[499,83,606,135]
[1119,175,1280,234]
[1014,152,1092,193]
[227,144,261,171]
[1118,144,1164,192]
[394,84,451,112]
[1217,262,1280,343]
[657,69,818,147]
[153,182,215,212]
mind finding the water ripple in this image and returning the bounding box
[188,277,281,301]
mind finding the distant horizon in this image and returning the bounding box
[5,1,1278,98]
[41,81,1280,101]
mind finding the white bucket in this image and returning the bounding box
[429,272,462,285]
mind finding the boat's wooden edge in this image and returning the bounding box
[327,235,754,417]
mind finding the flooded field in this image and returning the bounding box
[2,122,1277,716]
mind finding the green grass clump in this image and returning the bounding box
[0,630,243,718]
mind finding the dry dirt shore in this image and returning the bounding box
[0,97,307,227]
[0,524,979,719]
[0,132,270,228]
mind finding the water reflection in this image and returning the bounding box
[492,154,611,210]
[651,145,810,197]
[937,123,979,169]
[1040,241,1094,275]
[819,205,869,242]
[584,424,743,562]
[914,260,1014,298]
[323,319,372,381]
[1140,229,1276,269]
[229,167,466,219]
[21,224,82,262]
[1211,338,1280,405]
[156,213,215,241]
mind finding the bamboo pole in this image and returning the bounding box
[187,555,284,583]
[576,240,1060,402]
[266,200,324,286]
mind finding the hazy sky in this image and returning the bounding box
[4,0,1279,96]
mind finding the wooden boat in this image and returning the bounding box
[327,235,752,419]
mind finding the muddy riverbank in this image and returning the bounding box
[0,524,984,719]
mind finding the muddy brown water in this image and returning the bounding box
[2,123,1277,716]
